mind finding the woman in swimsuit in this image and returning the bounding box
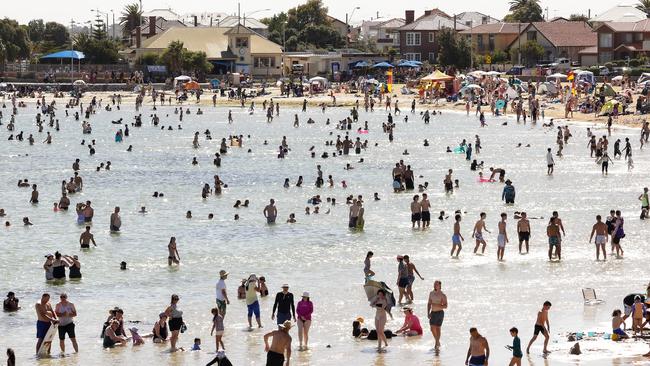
[152,313,169,343]
[370,290,390,351]
[164,294,184,352]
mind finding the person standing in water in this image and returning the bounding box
[403,255,424,303]
[639,187,649,219]
[411,195,422,229]
[364,251,375,278]
[79,226,97,249]
[465,327,490,366]
[168,237,180,265]
[370,289,390,351]
[472,213,490,254]
[526,301,552,355]
[55,293,78,353]
[451,214,464,257]
[546,148,555,175]
[110,207,121,232]
[245,274,263,329]
[497,213,509,261]
[263,199,278,224]
[516,212,531,254]
[263,320,292,366]
[421,193,431,229]
[428,281,447,352]
[589,215,608,261]
[35,293,58,354]
[547,218,561,261]
[164,294,184,352]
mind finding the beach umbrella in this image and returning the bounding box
[485,71,502,76]
[365,78,380,85]
[464,84,482,89]
[548,73,567,79]
[397,61,418,68]
[73,80,86,86]
[372,62,394,68]
[353,61,370,68]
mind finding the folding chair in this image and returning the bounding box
[582,288,605,305]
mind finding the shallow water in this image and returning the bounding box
[1,97,649,365]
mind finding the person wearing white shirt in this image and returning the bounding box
[216,270,230,318]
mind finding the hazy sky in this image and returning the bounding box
[4,0,624,25]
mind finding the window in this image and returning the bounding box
[635,32,644,42]
[404,53,421,61]
[482,16,489,24]
[428,32,434,43]
[488,34,495,51]
[623,33,633,43]
[235,37,248,48]
[428,52,436,62]
[406,32,421,46]
[599,33,612,48]
[527,31,537,41]
[477,35,484,49]
[599,51,612,63]
[254,57,276,68]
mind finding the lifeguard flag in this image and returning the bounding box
[567,71,575,81]
[386,69,393,93]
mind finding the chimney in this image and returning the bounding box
[424,10,432,16]
[135,27,141,48]
[194,15,198,27]
[454,14,457,30]
[405,10,415,25]
[149,16,156,36]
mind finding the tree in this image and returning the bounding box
[120,3,142,42]
[261,0,343,51]
[92,17,107,40]
[518,40,544,66]
[505,0,544,22]
[437,28,471,69]
[73,33,119,63]
[0,18,30,62]
[27,19,45,43]
[159,40,185,74]
[637,0,650,17]
[569,14,590,22]
[136,53,159,66]
[43,22,70,49]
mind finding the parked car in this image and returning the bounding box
[553,58,571,71]
[506,66,525,75]
[599,66,610,77]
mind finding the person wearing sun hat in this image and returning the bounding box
[263,320,292,366]
[296,291,313,350]
[272,284,295,328]
[215,270,230,317]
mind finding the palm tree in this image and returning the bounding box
[509,0,529,12]
[120,3,142,42]
[637,0,650,17]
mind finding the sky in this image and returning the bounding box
[3,0,623,25]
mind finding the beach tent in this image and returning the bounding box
[468,70,486,77]
[40,50,85,60]
[598,83,616,97]
[420,70,454,82]
[485,71,502,76]
[537,82,557,95]
[576,71,595,85]
[183,81,200,90]
[372,62,394,68]
[309,76,329,88]
[73,80,86,86]
[505,87,518,99]
[600,100,620,116]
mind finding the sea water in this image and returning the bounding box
[0,100,649,365]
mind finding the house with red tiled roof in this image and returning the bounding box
[507,21,596,64]
[594,19,650,64]
[460,23,524,55]
[398,9,469,63]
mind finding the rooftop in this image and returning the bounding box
[590,5,647,23]
[459,23,524,34]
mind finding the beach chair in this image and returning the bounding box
[582,288,604,305]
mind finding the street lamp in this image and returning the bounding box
[243,8,270,27]
[346,6,360,49]
[110,10,116,39]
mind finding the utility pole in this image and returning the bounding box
[518,23,522,66]
[69,19,75,83]
[470,20,474,70]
